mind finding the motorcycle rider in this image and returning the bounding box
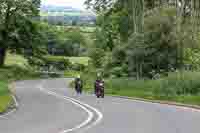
[94,73,104,98]
[75,75,83,95]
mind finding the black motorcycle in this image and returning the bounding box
[95,80,104,98]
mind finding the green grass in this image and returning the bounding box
[0,94,12,113]
[68,57,90,65]
[64,70,81,78]
[174,95,200,106]
[46,56,90,66]
[0,80,12,113]
[0,81,9,96]
[80,71,200,106]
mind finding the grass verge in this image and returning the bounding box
[0,53,41,113]
[0,81,12,113]
[0,94,12,113]
[0,66,40,113]
[80,71,200,106]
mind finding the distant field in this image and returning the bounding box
[55,26,96,33]
[68,57,90,65]
[80,27,96,33]
[40,11,92,17]
[46,56,90,66]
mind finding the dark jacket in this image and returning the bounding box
[75,78,83,90]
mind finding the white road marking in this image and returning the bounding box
[0,109,17,119]
[12,95,19,108]
[112,96,200,113]
[0,95,18,119]
[64,94,103,132]
[40,86,103,133]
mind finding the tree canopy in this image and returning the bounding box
[0,0,41,66]
[85,0,200,79]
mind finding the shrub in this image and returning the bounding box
[110,67,126,78]
[89,48,105,68]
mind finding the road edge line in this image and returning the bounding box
[0,95,18,119]
[109,95,200,112]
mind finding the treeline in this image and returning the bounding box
[85,0,200,79]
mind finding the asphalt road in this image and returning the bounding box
[1,78,200,133]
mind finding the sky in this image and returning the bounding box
[41,0,86,10]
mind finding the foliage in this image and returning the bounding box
[89,4,200,79]
[184,48,200,70]
[89,48,105,68]
[45,25,87,57]
[0,0,41,66]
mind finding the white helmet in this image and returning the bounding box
[97,73,101,77]
[77,75,80,79]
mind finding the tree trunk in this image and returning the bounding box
[0,47,6,67]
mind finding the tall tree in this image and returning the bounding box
[0,0,40,66]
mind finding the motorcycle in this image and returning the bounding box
[95,81,104,98]
[75,79,82,94]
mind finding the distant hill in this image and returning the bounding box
[40,5,96,26]
[40,5,81,12]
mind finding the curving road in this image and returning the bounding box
[0,78,200,133]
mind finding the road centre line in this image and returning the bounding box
[40,84,103,133]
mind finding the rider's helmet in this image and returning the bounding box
[77,75,81,79]
[97,73,102,80]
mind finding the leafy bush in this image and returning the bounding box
[89,48,105,68]
[110,66,128,78]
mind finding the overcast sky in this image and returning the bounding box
[41,0,86,10]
